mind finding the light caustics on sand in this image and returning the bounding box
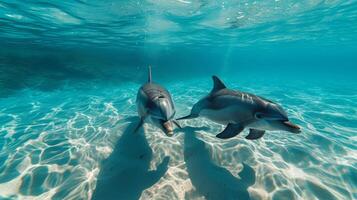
[0,79,356,200]
[0,0,356,200]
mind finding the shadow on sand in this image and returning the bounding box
[92,117,170,200]
[183,127,256,200]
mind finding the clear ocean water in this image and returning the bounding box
[0,1,357,200]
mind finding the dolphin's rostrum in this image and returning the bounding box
[136,66,180,136]
[177,76,301,139]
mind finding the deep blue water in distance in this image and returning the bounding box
[0,0,357,200]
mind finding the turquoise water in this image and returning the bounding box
[1,1,357,200]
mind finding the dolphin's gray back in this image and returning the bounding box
[142,83,172,100]
[191,88,274,126]
[208,89,269,111]
[207,76,270,109]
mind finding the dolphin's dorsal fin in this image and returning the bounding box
[211,75,227,94]
[148,65,152,83]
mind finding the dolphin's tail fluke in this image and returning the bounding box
[148,65,152,83]
[176,114,198,120]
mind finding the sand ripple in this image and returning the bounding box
[0,78,356,200]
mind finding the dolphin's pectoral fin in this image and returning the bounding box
[133,118,144,133]
[173,120,182,129]
[216,123,244,139]
[245,129,265,140]
[176,114,198,120]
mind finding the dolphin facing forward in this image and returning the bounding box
[177,76,301,140]
[135,66,180,136]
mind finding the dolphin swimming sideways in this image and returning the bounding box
[177,76,301,140]
[135,66,180,136]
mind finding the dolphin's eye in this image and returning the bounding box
[255,112,264,119]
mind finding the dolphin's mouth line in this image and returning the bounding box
[283,121,300,130]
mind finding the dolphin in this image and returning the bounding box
[177,76,301,140]
[135,66,180,136]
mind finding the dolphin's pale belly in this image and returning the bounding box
[200,107,280,131]
[246,120,277,131]
[200,106,252,125]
